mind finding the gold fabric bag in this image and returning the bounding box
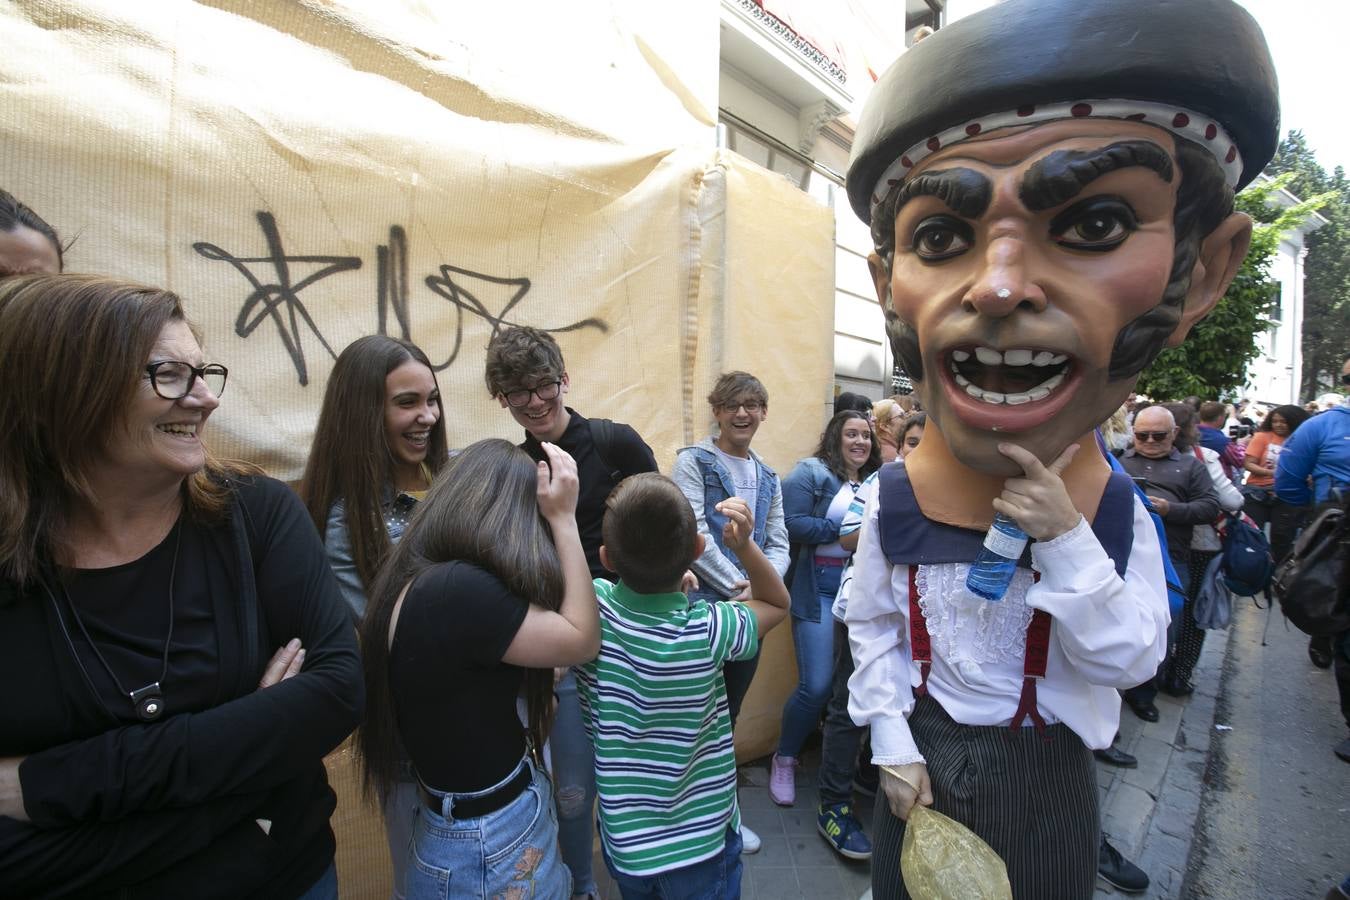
[899,805,1013,900]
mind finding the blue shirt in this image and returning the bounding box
[1275,405,1350,505]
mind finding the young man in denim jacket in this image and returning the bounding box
[670,370,789,854]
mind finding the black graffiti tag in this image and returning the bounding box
[422,264,608,371]
[193,211,361,386]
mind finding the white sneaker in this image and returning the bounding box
[740,824,761,855]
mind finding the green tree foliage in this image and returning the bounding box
[1264,131,1350,398]
[1137,168,1335,401]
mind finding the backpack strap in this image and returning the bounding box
[587,417,623,484]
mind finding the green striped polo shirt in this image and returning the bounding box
[577,578,758,877]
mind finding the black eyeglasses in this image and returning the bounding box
[502,380,562,409]
[145,361,228,400]
[718,401,764,414]
[1133,430,1171,443]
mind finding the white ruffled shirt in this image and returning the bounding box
[844,491,1170,765]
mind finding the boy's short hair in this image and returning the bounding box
[706,371,768,411]
[484,326,566,395]
[603,473,699,594]
[1197,400,1227,425]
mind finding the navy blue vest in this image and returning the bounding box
[877,462,1135,576]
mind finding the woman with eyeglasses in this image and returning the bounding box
[0,275,362,899]
[298,335,448,898]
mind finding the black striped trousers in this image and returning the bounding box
[871,696,1099,900]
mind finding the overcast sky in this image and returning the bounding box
[1238,0,1349,177]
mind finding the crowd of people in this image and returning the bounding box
[3,1,1348,893]
[2,167,1348,900]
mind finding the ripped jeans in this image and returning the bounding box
[552,669,599,896]
[406,755,571,900]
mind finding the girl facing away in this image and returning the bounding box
[357,438,600,900]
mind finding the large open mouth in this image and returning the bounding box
[403,430,429,448]
[946,345,1073,406]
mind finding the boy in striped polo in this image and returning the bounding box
[578,473,789,896]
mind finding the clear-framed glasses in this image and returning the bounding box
[502,379,562,409]
[145,361,228,400]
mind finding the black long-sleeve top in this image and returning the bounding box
[0,475,364,899]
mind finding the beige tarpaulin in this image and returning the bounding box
[2,1,835,893]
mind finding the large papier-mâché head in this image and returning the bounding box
[846,0,1279,475]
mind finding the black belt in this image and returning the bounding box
[417,762,531,819]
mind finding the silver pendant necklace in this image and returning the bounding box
[60,522,181,722]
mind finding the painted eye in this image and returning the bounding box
[1051,199,1137,251]
[911,216,973,261]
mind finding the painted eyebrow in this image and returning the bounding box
[1019,140,1174,212]
[891,167,993,219]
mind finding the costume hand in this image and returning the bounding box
[991,443,1082,540]
[716,498,755,552]
[1147,496,1171,516]
[258,638,305,689]
[680,570,700,594]
[730,579,751,602]
[536,442,580,522]
[880,763,932,821]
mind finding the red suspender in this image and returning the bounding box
[907,566,1051,738]
[907,567,932,696]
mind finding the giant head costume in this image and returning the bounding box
[846,0,1279,525]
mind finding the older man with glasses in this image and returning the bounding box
[1118,404,1221,721]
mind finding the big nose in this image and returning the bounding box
[962,234,1047,317]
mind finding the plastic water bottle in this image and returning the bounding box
[966,512,1028,602]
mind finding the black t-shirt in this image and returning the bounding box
[390,560,529,792]
[520,408,658,579]
[60,522,219,726]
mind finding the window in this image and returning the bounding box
[1268,281,1283,323]
[721,118,813,191]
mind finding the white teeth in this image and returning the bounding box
[1003,349,1033,366]
[953,373,970,387]
[1050,353,1068,365]
[1032,351,1056,367]
[1042,373,1064,390]
[1028,387,1050,401]
[1005,391,1032,405]
[974,347,1003,365]
[951,349,970,362]
[982,390,1006,403]
[958,368,1067,406]
[965,384,983,399]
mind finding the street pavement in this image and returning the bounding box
[1181,598,1348,899]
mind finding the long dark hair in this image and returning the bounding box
[300,336,448,594]
[815,410,881,482]
[356,439,564,799]
[1261,404,1310,435]
[0,275,249,586]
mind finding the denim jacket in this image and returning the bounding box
[324,487,420,619]
[782,457,847,623]
[671,437,789,599]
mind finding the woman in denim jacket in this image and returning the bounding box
[770,411,880,810]
[300,335,448,899]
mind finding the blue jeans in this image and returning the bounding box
[405,756,572,900]
[553,669,599,896]
[295,862,338,900]
[778,564,844,757]
[601,824,743,899]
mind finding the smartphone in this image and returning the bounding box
[1130,475,1149,489]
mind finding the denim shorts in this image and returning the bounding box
[405,755,572,900]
